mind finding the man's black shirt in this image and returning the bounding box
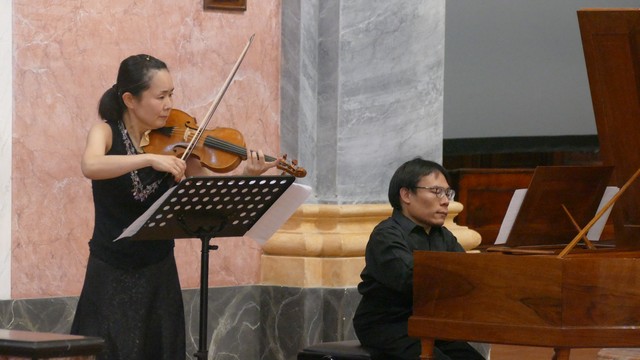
[353,209,465,359]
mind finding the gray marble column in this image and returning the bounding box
[281,0,446,204]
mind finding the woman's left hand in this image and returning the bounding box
[243,148,279,176]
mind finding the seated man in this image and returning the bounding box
[353,158,485,360]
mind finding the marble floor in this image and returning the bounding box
[491,345,601,359]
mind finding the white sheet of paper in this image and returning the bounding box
[246,183,312,245]
[494,189,527,245]
[494,186,619,245]
[586,186,619,241]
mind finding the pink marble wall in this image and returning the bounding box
[12,0,281,299]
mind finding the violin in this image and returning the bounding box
[142,35,305,177]
[143,108,307,178]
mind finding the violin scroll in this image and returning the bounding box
[277,154,307,178]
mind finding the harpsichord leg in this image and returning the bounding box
[552,347,571,360]
[420,339,436,360]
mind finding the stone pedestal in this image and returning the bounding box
[261,204,386,287]
[445,201,482,252]
[261,202,481,287]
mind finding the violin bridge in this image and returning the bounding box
[184,128,196,142]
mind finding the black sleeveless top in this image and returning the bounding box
[89,121,175,269]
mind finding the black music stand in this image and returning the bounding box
[120,175,295,360]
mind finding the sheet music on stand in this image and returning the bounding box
[117,175,311,243]
[115,175,312,360]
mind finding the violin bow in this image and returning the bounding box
[180,34,255,161]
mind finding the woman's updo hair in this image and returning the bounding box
[98,54,168,124]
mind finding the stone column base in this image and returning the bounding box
[260,203,481,287]
[261,255,364,287]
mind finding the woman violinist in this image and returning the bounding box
[71,54,278,360]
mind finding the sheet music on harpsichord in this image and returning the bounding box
[495,186,619,245]
[491,165,616,247]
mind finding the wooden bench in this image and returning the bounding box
[297,340,371,360]
[298,339,493,359]
[0,329,104,359]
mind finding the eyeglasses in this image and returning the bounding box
[414,186,455,201]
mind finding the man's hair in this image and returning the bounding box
[388,157,451,211]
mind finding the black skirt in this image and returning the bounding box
[71,253,185,360]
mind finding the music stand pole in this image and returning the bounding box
[121,176,296,360]
[188,229,220,360]
[174,209,229,360]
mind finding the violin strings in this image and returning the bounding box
[164,126,281,164]
[205,137,246,156]
[204,136,278,162]
[164,127,243,155]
